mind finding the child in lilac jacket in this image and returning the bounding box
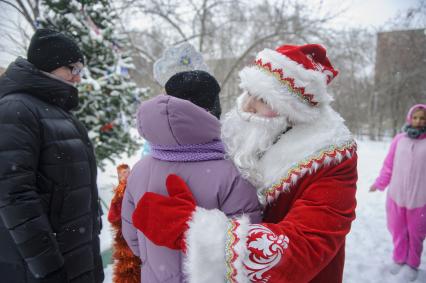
[121,95,262,283]
[370,104,426,281]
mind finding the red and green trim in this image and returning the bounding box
[262,140,357,204]
[225,220,240,283]
[255,58,318,106]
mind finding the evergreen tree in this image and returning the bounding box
[38,0,148,168]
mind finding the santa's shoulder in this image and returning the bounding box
[259,137,356,204]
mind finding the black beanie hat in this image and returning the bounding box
[27,28,84,72]
[165,70,222,119]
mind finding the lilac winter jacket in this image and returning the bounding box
[374,104,426,208]
[121,95,262,283]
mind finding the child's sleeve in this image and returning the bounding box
[374,134,404,190]
[219,175,263,224]
[121,188,140,257]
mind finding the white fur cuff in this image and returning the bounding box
[184,207,250,283]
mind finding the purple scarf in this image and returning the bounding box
[150,140,226,162]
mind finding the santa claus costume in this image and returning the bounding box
[132,44,358,283]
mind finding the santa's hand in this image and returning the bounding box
[132,174,196,252]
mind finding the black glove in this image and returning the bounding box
[40,266,68,283]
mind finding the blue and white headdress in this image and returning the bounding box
[153,42,209,87]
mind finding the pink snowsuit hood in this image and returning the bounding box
[406,104,426,124]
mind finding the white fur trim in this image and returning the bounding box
[233,92,355,204]
[184,208,251,283]
[239,66,327,124]
[238,48,334,124]
[257,48,330,104]
[256,106,354,204]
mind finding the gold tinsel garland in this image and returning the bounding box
[110,181,141,283]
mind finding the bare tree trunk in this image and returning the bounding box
[198,0,208,52]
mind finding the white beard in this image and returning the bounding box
[221,106,289,187]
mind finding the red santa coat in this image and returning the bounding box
[183,113,358,283]
[257,152,357,282]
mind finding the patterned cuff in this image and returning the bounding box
[244,224,289,282]
[225,218,250,283]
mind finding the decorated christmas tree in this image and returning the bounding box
[38,0,148,168]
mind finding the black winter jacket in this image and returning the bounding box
[0,58,104,283]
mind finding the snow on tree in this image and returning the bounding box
[38,0,149,168]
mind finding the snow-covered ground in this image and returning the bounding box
[98,137,426,282]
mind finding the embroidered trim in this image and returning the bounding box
[225,220,240,283]
[244,224,289,282]
[255,58,318,106]
[261,140,357,204]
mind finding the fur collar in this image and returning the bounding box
[255,106,356,205]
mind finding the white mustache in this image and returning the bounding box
[221,107,289,186]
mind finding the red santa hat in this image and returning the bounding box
[238,44,338,123]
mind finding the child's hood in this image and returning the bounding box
[137,94,221,146]
[406,104,426,124]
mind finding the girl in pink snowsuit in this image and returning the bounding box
[371,104,426,281]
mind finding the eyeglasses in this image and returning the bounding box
[66,65,84,76]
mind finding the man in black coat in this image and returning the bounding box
[0,29,104,283]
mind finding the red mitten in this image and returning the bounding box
[132,174,196,252]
